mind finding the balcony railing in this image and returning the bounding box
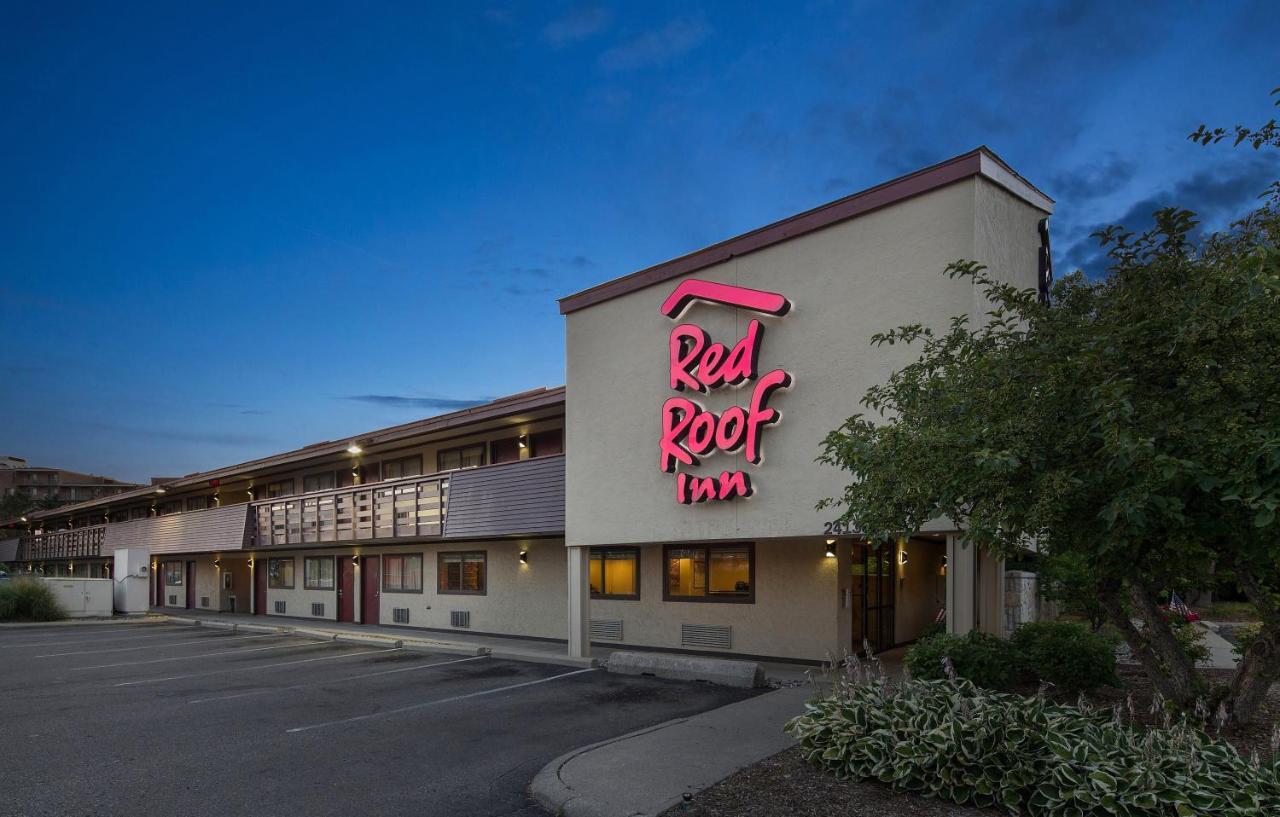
[252,473,449,547]
[18,526,105,561]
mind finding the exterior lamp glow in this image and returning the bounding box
[19,516,26,522]
[517,434,528,449]
[824,540,836,558]
[519,549,529,564]
[155,487,166,494]
[346,444,363,455]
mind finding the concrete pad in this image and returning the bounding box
[607,651,765,688]
[530,686,808,817]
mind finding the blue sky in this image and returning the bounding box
[2,1,1277,483]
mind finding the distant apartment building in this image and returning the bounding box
[0,457,143,506]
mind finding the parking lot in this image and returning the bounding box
[0,620,758,817]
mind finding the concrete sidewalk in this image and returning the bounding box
[531,685,812,817]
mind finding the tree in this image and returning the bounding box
[818,90,1280,723]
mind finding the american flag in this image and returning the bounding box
[1168,591,1192,619]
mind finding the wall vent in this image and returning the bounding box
[200,596,210,608]
[681,623,732,650]
[311,602,325,617]
[274,600,286,614]
[450,610,471,628]
[393,607,410,624]
[590,619,624,640]
[168,594,177,606]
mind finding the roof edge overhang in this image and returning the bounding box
[558,146,1053,315]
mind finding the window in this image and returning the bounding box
[304,556,335,590]
[186,495,209,511]
[438,551,486,594]
[129,506,148,521]
[531,428,563,457]
[663,544,754,602]
[381,455,423,481]
[157,500,183,516]
[164,561,183,586]
[266,480,295,499]
[437,444,485,472]
[490,437,521,464]
[303,472,335,493]
[268,557,295,589]
[589,547,640,600]
[384,554,424,593]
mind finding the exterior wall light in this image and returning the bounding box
[519,549,529,564]
[347,444,363,454]
[517,435,528,449]
[247,558,255,568]
[824,540,836,558]
[155,487,166,494]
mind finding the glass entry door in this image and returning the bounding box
[851,543,896,653]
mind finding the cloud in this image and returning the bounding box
[345,395,490,410]
[544,5,611,47]
[1049,154,1137,203]
[1057,153,1276,277]
[84,422,275,447]
[599,16,709,71]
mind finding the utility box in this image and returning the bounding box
[113,547,152,613]
[42,578,114,618]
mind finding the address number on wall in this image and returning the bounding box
[822,520,858,536]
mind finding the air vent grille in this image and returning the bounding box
[168,594,177,606]
[311,602,324,617]
[681,623,732,650]
[590,619,623,640]
[393,608,410,624]
[200,596,210,608]
[274,600,286,614]
[450,610,471,628]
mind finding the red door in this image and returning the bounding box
[254,561,267,615]
[185,562,196,608]
[337,557,356,622]
[360,556,380,625]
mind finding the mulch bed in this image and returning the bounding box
[660,745,998,817]
[662,669,1278,817]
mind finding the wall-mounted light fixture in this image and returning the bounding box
[19,515,26,522]
[899,549,909,566]
[517,434,528,450]
[155,487,166,494]
[519,549,529,564]
[824,539,836,558]
[346,443,363,455]
[352,555,360,566]
[247,558,255,568]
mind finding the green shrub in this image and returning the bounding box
[904,631,1023,690]
[1170,619,1211,666]
[1231,622,1264,657]
[1011,621,1119,692]
[786,678,1280,816]
[0,578,66,622]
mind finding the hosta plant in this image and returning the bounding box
[786,672,1280,816]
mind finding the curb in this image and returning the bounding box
[0,615,165,630]
[335,633,403,648]
[490,648,598,669]
[530,717,691,817]
[400,639,489,657]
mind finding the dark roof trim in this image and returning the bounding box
[558,146,1052,315]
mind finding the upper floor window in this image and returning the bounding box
[266,480,295,499]
[157,500,183,516]
[186,495,209,511]
[129,506,149,521]
[303,472,336,493]
[531,429,563,457]
[437,444,485,472]
[381,455,423,481]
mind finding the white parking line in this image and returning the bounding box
[188,654,488,704]
[286,667,598,734]
[38,633,278,657]
[78,638,321,670]
[0,628,190,648]
[116,646,399,687]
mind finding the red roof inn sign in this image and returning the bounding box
[658,280,793,504]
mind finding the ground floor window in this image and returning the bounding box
[304,556,335,590]
[164,560,183,586]
[384,553,424,593]
[663,543,754,602]
[268,557,295,589]
[589,547,640,599]
[438,551,485,594]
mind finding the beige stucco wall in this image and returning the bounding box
[589,538,840,661]
[369,539,566,639]
[566,179,989,546]
[894,538,947,643]
[261,548,344,621]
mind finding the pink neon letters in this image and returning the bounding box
[658,279,792,505]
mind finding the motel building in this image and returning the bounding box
[1,148,1053,663]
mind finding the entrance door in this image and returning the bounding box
[851,543,896,653]
[360,556,380,625]
[185,561,197,609]
[155,569,163,607]
[337,557,355,622]
[254,561,267,615]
